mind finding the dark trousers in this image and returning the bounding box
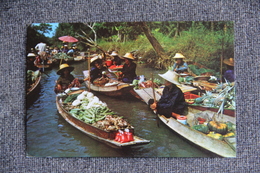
[148,99,188,118]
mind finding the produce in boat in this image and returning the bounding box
[207,121,228,135]
[26,70,40,93]
[56,91,150,148]
[62,91,133,132]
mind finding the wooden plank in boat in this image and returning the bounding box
[134,88,161,104]
[224,137,236,151]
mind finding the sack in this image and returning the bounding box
[93,77,109,86]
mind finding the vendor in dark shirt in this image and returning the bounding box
[118,52,137,83]
[89,55,104,83]
[26,53,38,71]
[54,64,81,93]
[149,70,188,118]
[223,58,235,82]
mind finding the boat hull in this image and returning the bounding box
[132,87,236,157]
[83,70,134,97]
[27,74,41,96]
[56,95,150,148]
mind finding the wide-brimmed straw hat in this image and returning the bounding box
[27,53,36,57]
[111,51,119,56]
[158,70,180,85]
[90,55,102,63]
[57,64,74,75]
[223,58,234,66]
[123,52,135,60]
[173,53,185,59]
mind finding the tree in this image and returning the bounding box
[26,24,50,53]
[137,22,167,59]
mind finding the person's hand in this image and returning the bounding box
[57,84,62,90]
[83,77,89,81]
[150,102,157,110]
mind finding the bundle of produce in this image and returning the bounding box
[52,53,73,61]
[63,91,133,131]
[191,112,236,139]
[193,82,235,110]
[26,70,40,89]
[188,64,218,77]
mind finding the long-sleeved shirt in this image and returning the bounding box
[56,74,75,90]
[172,62,188,72]
[35,42,47,53]
[121,62,137,81]
[157,84,187,115]
[224,70,235,82]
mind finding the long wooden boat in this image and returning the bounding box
[134,87,236,157]
[55,91,150,148]
[26,72,41,96]
[133,87,235,117]
[83,70,134,97]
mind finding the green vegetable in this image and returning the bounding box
[64,94,80,103]
[192,124,209,134]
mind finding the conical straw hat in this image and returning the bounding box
[111,51,119,56]
[158,70,180,85]
[123,52,135,60]
[173,53,185,59]
[223,58,234,66]
[27,53,36,57]
[57,64,74,75]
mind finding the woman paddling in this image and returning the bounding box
[54,64,82,93]
[149,70,188,118]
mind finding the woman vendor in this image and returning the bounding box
[149,70,188,118]
[223,58,235,82]
[54,64,82,93]
[110,51,122,66]
[118,52,137,83]
[88,55,109,85]
[172,53,188,73]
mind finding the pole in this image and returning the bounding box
[88,49,91,92]
[220,37,224,84]
[151,73,159,127]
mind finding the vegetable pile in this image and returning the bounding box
[193,82,235,110]
[62,91,133,131]
[52,53,74,61]
[188,64,219,77]
[26,70,40,91]
[191,112,236,140]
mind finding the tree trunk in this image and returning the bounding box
[137,22,167,59]
[211,21,214,32]
[175,22,180,37]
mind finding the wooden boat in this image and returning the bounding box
[55,91,150,148]
[74,56,85,62]
[83,70,134,97]
[133,87,235,117]
[134,87,236,157]
[188,104,235,117]
[26,72,41,96]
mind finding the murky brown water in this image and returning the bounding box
[26,61,213,157]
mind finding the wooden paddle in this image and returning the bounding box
[151,73,159,127]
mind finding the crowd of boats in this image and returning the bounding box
[26,50,236,157]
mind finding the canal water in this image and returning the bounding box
[26,60,213,157]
